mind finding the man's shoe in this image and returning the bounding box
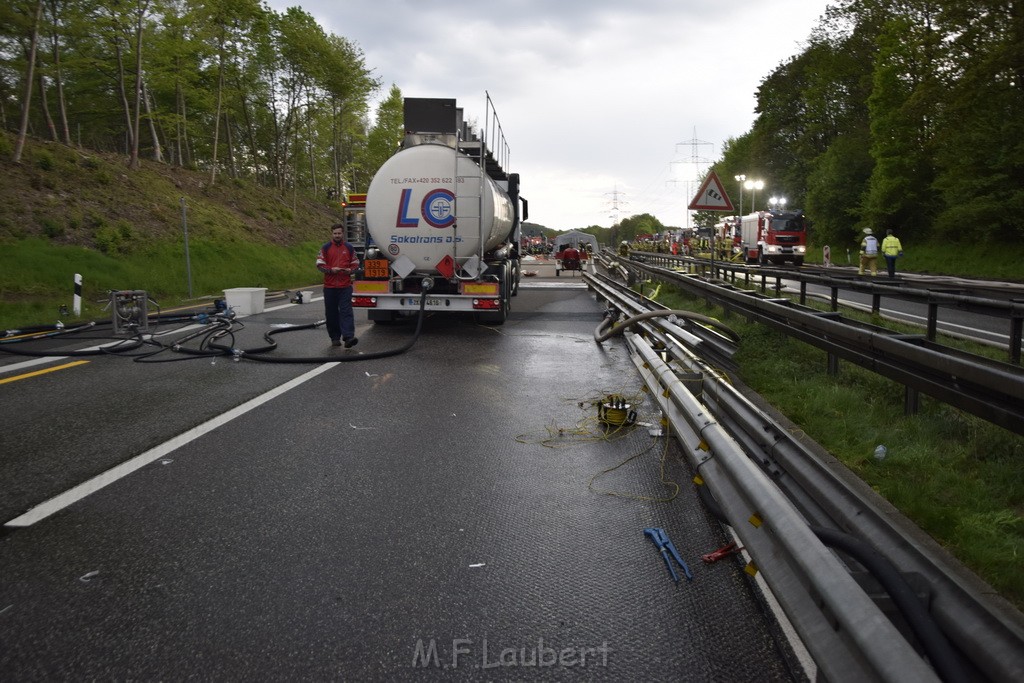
[343,336,358,348]
[331,339,342,347]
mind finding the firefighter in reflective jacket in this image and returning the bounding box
[618,240,629,257]
[881,229,904,278]
[859,227,879,276]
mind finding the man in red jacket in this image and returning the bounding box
[316,224,361,347]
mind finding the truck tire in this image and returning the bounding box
[476,287,508,325]
[794,257,804,267]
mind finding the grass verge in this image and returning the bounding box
[654,284,1024,611]
[0,237,323,328]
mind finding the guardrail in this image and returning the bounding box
[585,269,1024,682]
[630,250,1024,365]
[613,257,1024,437]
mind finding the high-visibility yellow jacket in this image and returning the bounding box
[881,235,903,256]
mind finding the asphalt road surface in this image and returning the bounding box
[1,270,805,680]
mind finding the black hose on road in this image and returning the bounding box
[217,289,430,364]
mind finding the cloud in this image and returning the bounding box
[271,0,828,230]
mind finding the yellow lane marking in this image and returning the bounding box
[3,330,63,341]
[0,360,90,385]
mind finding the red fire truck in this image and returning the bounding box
[736,209,809,266]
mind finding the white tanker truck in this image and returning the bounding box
[352,95,527,325]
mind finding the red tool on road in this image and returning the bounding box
[702,542,744,563]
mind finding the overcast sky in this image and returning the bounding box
[269,0,831,231]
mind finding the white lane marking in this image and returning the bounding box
[4,362,339,528]
[804,291,1010,346]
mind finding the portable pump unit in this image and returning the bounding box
[110,289,149,334]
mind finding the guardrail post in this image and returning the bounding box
[1010,310,1022,365]
[799,281,808,305]
[831,287,839,312]
[927,302,939,341]
[872,292,881,315]
[904,386,920,415]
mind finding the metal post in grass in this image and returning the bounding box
[73,273,82,316]
[180,197,193,298]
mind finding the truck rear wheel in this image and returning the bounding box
[476,292,508,325]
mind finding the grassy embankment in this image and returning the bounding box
[800,239,1024,282]
[0,133,341,329]
[651,282,1024,612]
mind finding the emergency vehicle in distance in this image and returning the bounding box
[352,95,527,325]
[719,209,809,266]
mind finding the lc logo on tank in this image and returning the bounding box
[395,188,455,229]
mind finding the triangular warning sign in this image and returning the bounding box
[688,171,734,212]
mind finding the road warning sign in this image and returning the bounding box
[688,171,734,212]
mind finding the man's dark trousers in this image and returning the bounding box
[323,286,355,341]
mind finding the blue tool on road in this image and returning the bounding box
[644,527,693,583]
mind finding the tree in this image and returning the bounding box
[362,84,403,183]
[197,0,264,183]
[44,0,74,146]
[931,0,1024,242]
[322,34,377,197]
[12,0,44,163]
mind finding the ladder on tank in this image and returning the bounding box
[453,91,510,279]
[343,205,367,258]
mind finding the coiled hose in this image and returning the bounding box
[0,322,147,357]
[209,289,431,363]
[1,292,430,364]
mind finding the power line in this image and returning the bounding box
[605,185,629,226]
[669,128,714,230]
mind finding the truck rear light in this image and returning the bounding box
[353,296,378,308]
[472,298,500,310]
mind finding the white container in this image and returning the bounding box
[223,287,267,315]
[300,290,315,304]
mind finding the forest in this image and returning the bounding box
[706,0,1024,248]
[1,0,404,205]
[2,0,1023,253]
